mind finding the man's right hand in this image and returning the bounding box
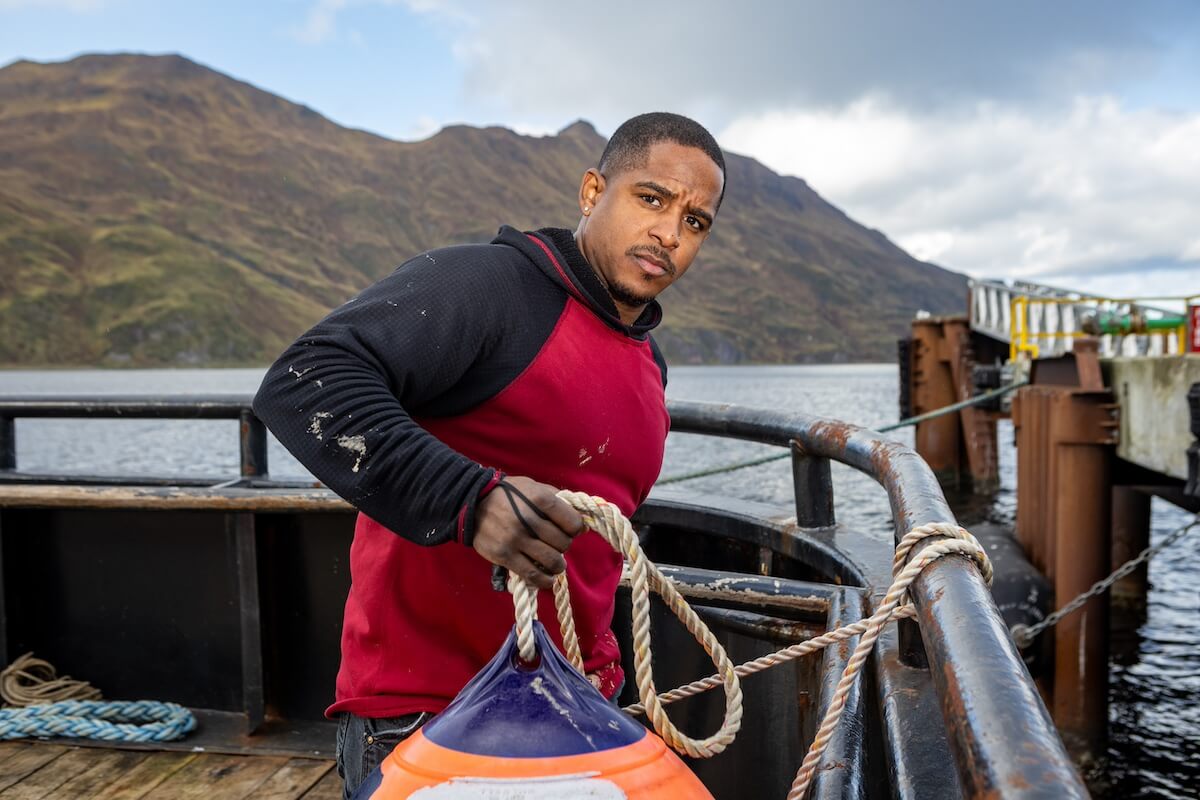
[472,476,587,589]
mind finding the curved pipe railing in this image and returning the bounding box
[667,400,1087,799]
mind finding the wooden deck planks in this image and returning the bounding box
[247,757,335,799]
[140,753,291,799]
[0,746,135,799]
[298,769,343,800]
[0,743,337,800]
[0,745,31,771]
[89,751,200,800]
[0,744,68,793]
[27,753,148,800]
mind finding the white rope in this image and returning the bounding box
[506,497,991,799]
[508,570,584,673]
[788,523,990,799]
[509,491,743,759]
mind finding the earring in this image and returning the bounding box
[583,205,590,214]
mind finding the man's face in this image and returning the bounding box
[576,141,724,322]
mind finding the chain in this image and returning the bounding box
[1011,514,1200,648]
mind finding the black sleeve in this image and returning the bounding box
[252,246,518,546]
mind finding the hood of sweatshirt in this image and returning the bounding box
[492,225,663,340]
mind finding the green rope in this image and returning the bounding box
[656,379,1029,486]
[656,452,790,485]
[876,378,1029,433]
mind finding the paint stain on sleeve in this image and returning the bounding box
[337,434,367,472]
[307,411,333,439]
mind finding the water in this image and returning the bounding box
[1,364,1196,796]
[1108,509,1200,799]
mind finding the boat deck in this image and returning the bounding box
[0,742,340,799]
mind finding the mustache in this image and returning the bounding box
[626,245,677,276]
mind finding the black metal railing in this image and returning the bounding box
[0,394,268,479]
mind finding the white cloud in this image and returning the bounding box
[291,0,349,44]
[719,97,1200,295]
[290,0,466,45]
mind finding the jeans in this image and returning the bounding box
[335,711,430,800]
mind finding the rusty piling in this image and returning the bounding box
[911,319,963,485]
[1110,487,1151,609]
[908,316,1000,493]
[1013,337,1118,763]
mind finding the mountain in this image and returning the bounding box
[0,53,966,366]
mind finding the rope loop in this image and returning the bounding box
[507,490,743,759]
[508,570,583,672]
[1,652,101,707]
[894,522,993,585]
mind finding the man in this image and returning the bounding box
[252,112,726,799]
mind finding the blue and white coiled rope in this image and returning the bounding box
[0,699,196,742]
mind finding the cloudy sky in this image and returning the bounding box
[3,0,1199,297]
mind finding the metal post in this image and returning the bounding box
[0,417,14,470]
[1050,389,1115,763]
[0,515,7,669]
[240,410,268,479]
[909,315,1002,494]
[911,320,963,488]
[943,319,999,493]
[897,338,914,421]
[1110,487,1151,609]
[1188,383,1200,500]
[1014,388,1054,576]
[791,443,834,528]
[228,513,265,734]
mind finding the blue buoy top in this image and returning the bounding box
[422,622,647,757]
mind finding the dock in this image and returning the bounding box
[901,279,1200,763]
[0,741,339,799]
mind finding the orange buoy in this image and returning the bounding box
[353,621,712,799]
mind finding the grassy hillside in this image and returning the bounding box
[0,53,966,366]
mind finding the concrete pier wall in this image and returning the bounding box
[1105,354,1200,480]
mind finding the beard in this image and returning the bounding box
[606,274,660,307]
[604,246,676,308]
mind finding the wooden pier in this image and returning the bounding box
[0,741,339,799]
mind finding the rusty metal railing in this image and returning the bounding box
[668,400,1088,799]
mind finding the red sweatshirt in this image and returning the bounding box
[253,226,669,717]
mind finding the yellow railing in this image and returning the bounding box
[1007,294,1198,362]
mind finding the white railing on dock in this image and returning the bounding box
[969,279,1193,360]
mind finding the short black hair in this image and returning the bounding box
[598,112,727,210]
